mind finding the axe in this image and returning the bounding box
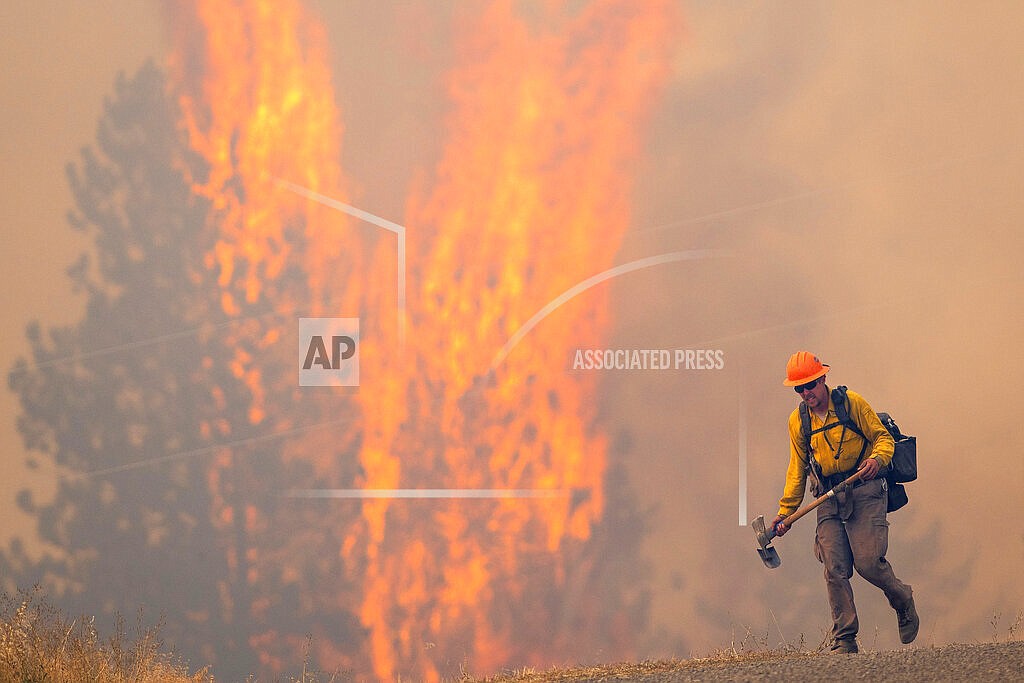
[751,469,868,569]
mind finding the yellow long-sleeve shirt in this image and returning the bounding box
[778,387,894,517]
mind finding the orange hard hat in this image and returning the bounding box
[783,351,830,386]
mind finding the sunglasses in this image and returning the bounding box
[794,377,821,394]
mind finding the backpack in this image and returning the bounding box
[799,385,917,512]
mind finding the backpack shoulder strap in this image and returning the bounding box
[831,386,857,430]
[799,401,811,456]
[832,385,869,465]
[798,402,825,482]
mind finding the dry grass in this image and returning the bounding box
[990,611,1024,642]
[0,587,210,683]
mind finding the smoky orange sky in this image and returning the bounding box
[2,0,1022,676]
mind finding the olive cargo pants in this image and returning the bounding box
[814,477,913,642]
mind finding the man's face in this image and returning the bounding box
[795,376,829,411]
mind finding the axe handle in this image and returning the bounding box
[780,469,868,530]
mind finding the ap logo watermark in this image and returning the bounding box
[299,318,359,386]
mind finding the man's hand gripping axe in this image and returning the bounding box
[751,469,868,569]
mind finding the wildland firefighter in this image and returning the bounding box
[771,351,919,654]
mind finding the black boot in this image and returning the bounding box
[830,636,859,654]
[897,596,920,644]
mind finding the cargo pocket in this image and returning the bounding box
[813,533,825,564]
[872,518,890,559]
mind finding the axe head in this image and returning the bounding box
[751,514,781,569]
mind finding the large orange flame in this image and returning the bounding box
[167,0,355,327]
[168,0,677,679]
[350,2,678,679]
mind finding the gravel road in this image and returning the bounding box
[622,642,1024,682]
[486,641,1024,682]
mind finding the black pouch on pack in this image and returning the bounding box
[878,413,917,483]
[889,436,917,483]
[878,412,916,512]
[886,479,909,513]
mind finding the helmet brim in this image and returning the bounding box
[782,364,830,386]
